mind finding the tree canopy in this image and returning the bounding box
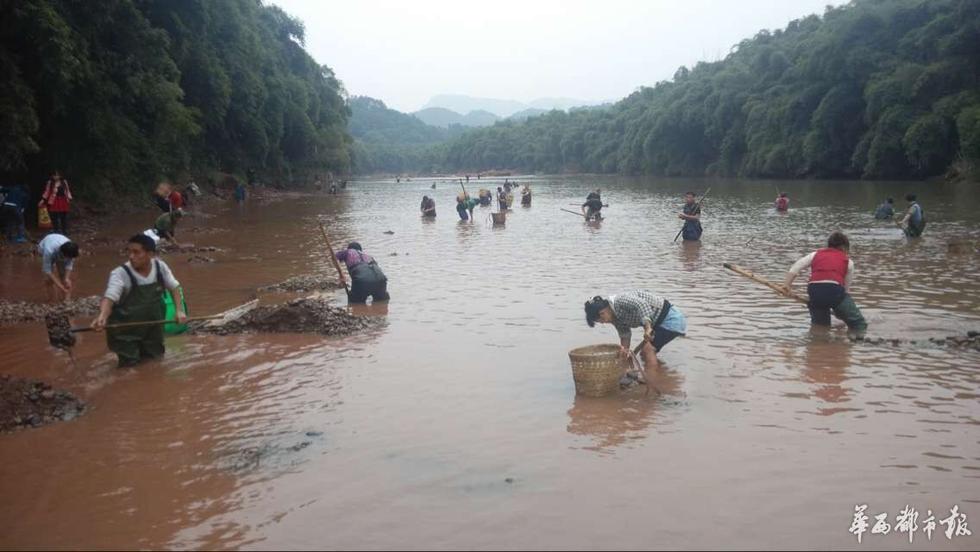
[413,0,980,179]
[0,0,351,196]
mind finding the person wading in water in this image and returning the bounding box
[781,231,867,337]
[420,195,436,218]
[91,234,187,367]
[775,192,790,212]
[897,193,926,237]
[678,192,702,241]
[584,291,687,374]
[335,242,389,304]
[581,189,603,221]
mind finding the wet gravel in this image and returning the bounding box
[0,296,100,326]
[195,297,378,336]
[259,274,343,293]
[0,375,86,432]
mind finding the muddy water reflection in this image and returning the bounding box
[1,176,978,549]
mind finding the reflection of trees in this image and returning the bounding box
[802,332,852,406]
[566,369,682,453]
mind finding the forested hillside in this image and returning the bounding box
[0,0,351,197]
[437,0,980,179]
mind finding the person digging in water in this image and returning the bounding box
[91,234,187,367]
[781,231,867,337]
[679,191,702,241]
[38,233,80,302]
[335,242,390,304]
[581,190,604,221]
[584,291,687,378]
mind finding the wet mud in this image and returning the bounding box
[0,375,86,432]
[195,297,379,336]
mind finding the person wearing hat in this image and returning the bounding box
[584,290,687,372]
[91,234,186,367]
[335,242,389,304]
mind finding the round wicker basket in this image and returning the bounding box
[491,212,506,225]
[568,344,624,397]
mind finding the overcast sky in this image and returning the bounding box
[271,0,847,113]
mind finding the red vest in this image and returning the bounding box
[810,248,848,285]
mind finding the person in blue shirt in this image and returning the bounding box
[873,197,894,220]
[0,183,29,242]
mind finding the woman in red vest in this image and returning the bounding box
[39,170,73,235]
[782,232,867,335]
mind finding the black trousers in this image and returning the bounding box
[50,211,68,235]
[349,278,389,303]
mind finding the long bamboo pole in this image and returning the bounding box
[673,187,711,243]
[318,220,351,296]
[723,262,808,304]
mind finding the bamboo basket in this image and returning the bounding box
[568,344,624,397]
[491,212,506,225]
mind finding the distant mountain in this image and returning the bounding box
[413,107,500,128]
[348,96,451,145]
[507,108,550,122]
[421,94,605,118]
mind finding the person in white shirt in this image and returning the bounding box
[37,233,79,302]
[782,231,867,335]
[91,234,186,367]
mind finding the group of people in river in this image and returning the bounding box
[18,170,933,375]
[584,188,929,376]
[419,179,533,222]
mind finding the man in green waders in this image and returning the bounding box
[91,234,187,367]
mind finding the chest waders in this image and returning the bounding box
[107,261,167,367]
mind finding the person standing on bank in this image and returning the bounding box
[335,242,389,304]
[91,234,186,367]
[781,231,867,336]
[897,193,926,237]
[40,171,72,235]
[584,291,687,373]
[679,191,702,241]
[38,232,80,302]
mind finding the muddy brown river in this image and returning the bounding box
[1,176,978,549]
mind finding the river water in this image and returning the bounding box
[1,176,978,549]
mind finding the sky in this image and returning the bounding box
[271,0,848,113]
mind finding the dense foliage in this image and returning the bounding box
[0,0,350,197]
[348,96,460,174]
[434,0,980,179]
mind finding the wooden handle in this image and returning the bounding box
[318,220,351,295]
[71,315,225,333]
[723,263,808,304]
[560,208,587,218]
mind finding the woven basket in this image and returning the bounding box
[568,344,624,397]
[491,212,506,225]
